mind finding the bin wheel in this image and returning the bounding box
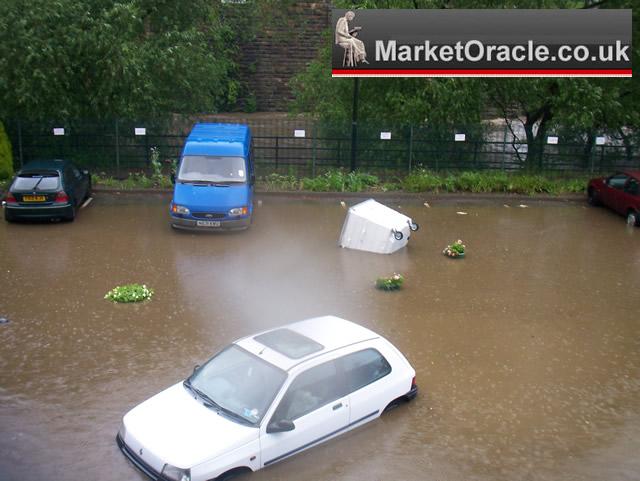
[409,221,419,232]
[393,230,403,241]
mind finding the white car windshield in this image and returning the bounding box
[187,345,287,426]
[178,155,246,183]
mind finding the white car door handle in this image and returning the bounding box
[332,402,343,411]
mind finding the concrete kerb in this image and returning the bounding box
[0,185,585,205]
[91,187,584,205]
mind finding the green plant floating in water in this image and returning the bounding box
[443,240,466,258]
[105,284,154,303]
[376,273,404,291]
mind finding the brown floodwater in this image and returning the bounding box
[1,194,639,481]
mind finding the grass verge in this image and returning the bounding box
[88,168,590,196]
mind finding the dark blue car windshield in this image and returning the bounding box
[12,173,60,191]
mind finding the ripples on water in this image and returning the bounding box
[0,196,639,481]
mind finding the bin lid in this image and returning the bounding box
[348,199,411,227]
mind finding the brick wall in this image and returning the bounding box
[238,1,330,112]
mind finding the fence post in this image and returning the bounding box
[501,124,508,171]
[115,119,120,177]
[17,120,24,167]
[350,78,359,172]
[408,125,414,173]
[311,124,317,178]
[473,140,479,169]
[539,142,545,171]
[275,136,279,170]
[145,132,150,168]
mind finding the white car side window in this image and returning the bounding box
[340,348,392,394]
[273,361,340,421]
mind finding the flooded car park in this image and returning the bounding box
[1,194,639,481]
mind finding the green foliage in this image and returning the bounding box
[0,0,239,119]
[0,121,14,180]
[92,167,589,196]
[105,283,154,303]
[400,169,590,195]
[259,173,300,191]
[291,42,487,128]
[375,273,404,291]
[402,168,441,192]
[244,94,258,114]
[301,170,379,192]
[149,147,164,187]
[92,172,172,190]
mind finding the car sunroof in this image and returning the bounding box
[254,328,324,359]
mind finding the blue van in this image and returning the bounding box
[169,123,254,230]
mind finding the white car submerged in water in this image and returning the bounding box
[117,316,418,481]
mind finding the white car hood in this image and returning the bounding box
[123,381,258,468]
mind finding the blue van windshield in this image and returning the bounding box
[178,156,247,183]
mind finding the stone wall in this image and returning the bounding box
[238,1,330,112]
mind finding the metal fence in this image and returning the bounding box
[5,117,639,178]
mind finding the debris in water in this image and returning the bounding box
[375,273,404,291]
[503,204,510,208]
[340,199,418,254]
[423,202,430,208]
[519,204,528,208]
[340,201,346,208]
[456,211,468,215]
[0,317,9,324]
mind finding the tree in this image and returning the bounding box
[0,0,240,120]
[0,121,14,180]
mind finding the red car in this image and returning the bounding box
[587,171,640,226]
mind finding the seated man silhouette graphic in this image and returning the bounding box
[335,11,368,67]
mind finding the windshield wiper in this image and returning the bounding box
[183,378,214,405]
[32,177,45,191]
[183,379,254,427]
[178,180,240,186]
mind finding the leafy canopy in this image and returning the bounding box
[0,0,240,120]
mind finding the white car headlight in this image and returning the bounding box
[161,463,191,481]
[172,204,190,215]
[228,206,248,216]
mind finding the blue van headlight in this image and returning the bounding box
[229,206,248,216]
[172,204,190,215]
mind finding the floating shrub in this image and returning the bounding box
[376,273,404,291]
[443,240,466,258]
[105,284,154,303]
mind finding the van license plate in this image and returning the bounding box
[196,220,221,227]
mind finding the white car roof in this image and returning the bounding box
[235,316,380,372]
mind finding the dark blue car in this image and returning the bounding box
[4,159,91,222]
[169,123,254,231]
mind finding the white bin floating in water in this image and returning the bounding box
[339,199,419,254]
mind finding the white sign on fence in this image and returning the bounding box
[454,133,466,142]
[53,128,65,136]
[135,128,146,136]
[595,136,606,145]
[380,131,391,140]
[294,129,306,138]
[547,136,559,145]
